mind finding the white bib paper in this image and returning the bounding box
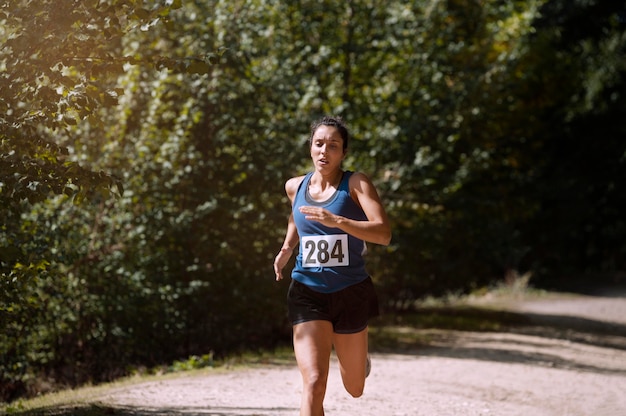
[301,234,349,267]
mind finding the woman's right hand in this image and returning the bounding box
[273,247,293,281]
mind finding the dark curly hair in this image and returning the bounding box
[309,116,349,152]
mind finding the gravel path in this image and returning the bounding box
[97,290,626,416]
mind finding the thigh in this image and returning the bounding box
[333,327,369,395]
[293,320,334,377]
[333,327,369,377]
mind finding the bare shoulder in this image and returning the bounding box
[285,175,306,202]
[349,171,384,203]
[348,171,389,231]
[348,171,376,193]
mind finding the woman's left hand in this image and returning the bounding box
[299,206,339,227]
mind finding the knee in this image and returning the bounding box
[303,372,328,397]
[344,380,365,398]
[349,389,364,398]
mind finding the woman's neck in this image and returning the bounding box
[308,170,343,201]
[313,169,343,190]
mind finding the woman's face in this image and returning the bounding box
[310,125,346,172]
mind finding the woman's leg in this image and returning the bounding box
[293,320,334,416]
[333,327,369,398]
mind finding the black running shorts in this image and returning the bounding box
[287,277,380,334]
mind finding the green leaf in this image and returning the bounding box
[185,60,210,75]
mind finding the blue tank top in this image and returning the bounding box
[291,171,369,293]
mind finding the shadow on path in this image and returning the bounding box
[370,295,626,376]
[13,404,298,416]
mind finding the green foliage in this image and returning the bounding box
[519,0,626,284]
[169,353,214,372]
[0,0,218,402]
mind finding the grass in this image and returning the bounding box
[369,303,533,353]
[369,273,555,353]
[2,380,130,415]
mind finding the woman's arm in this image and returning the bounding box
[273,176,304,281]
[298,172,391,246]
[274,213,298,281]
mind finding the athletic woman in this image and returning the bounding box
[273,116,391,416]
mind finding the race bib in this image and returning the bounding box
[301,235,349,267]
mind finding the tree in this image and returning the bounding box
[0,0,211,400]
[518,0,626,285]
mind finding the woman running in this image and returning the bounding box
[273,116,391,416]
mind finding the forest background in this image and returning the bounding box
[1,0,625,404]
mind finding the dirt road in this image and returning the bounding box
[97,290,626,415]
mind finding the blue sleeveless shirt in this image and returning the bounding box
[291,171,369,293]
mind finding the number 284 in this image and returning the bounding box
[301,235,349,267]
